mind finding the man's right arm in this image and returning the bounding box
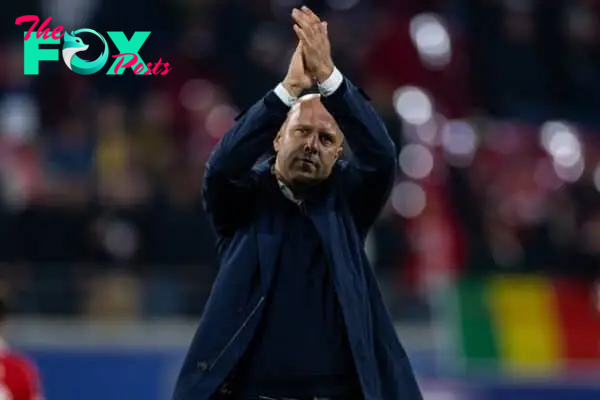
[202,87,293,236]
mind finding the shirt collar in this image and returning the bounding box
[277,179,302,205]
[271,163,334,206]
[271,165,302,205]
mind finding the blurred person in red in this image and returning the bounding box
[0,298,43,400]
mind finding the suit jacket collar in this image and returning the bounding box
[254,156,337,206]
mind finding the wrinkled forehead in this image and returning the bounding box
[286,96,341,135]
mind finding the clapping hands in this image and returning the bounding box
[282,6,335,97]
[291,6,334,83]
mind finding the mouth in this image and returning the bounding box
[296,156,318,171]
[299,156,317,166]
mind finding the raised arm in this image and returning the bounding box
[323,77,397,236]
[202,92,287,235]
[203,42,314,236]
[293,6,397,236]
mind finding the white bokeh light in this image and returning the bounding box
[414,114,443,145]
[540,121,570,151]
[391,181,427,218]
[441,120,478,166]
[548,131,581,167]
[399,144,434,179]
[393,86,433,125]
[553,157,585,183]
[409,13,452,68]
[540,121,583,168]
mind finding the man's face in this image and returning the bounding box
[274,96,343,185]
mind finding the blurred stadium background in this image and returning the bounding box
[2,0,600,398]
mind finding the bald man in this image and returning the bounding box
[172,6,423,400]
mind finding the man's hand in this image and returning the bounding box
[292,6,334,83]
[282,41,313,98]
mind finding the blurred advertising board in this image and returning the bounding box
[430,275,600,377]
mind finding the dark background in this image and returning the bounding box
[0,0,599,320]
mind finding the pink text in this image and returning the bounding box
[112,53,172,75]
[15,15,64,41]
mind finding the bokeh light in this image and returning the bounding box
[391,181,427,218]
[441,120,478,167]
[409,13,452,68]
[393,86,433,125]
[399,144,434,179]
[553,157,585,183]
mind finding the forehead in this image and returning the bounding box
[287,100,339,133]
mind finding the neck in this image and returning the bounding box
[272,165,315,200]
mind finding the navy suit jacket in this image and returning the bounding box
[172,78,423,400]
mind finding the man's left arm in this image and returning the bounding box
[320,68,397,235]
[292,6,396,235]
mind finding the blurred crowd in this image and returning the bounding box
[0,0,599,319]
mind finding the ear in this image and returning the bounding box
[334,145,343,160]
[273,132,281,152]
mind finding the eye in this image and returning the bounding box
[320,133,334,145]
[294,127,310,136]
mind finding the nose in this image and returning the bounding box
[304,133,318,155]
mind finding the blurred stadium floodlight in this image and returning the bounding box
[391,181,427,218]
[399,143,434,180]
[540,121,584,183]
[414,114,444,145]
[393,86,433,126]
[441,120,478,167]
[554,157,585,183]
[410,13,452,69]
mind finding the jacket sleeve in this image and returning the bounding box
[321,79,397,237]
[202,90,290,236]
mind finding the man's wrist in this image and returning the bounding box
[282,80,305,98]
[317,66,343,97]
[274,82,298,107]
[315,64,335,83]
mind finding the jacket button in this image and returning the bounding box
[197,361,209,371]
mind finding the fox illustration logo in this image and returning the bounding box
[62,29,108,75]
[16,15,171,75]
